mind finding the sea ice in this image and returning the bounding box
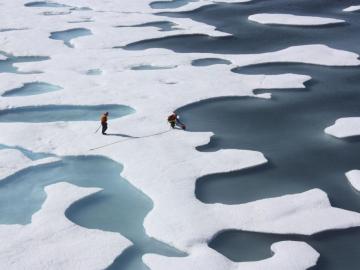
[343,5,360,12]
[144,241,319,270]
[325,117,360,138]
[345,170,360,192]
[248,13,345,26]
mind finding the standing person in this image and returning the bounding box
[101,112,109,135]
[167,112,186,130]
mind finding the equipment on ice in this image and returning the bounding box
[94,124,101,133]
[89,130,171,151]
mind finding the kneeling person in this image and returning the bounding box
[167,113,186,130]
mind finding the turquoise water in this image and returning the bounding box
[49,28,92,48]
[0,104,134,123]
[131,65,176,70]
[0,144,53,160]
[24,1,69,8]
[191,58,231,66]
[0,52,49,74]
[0,155,183,270]
[2,82,62,97]
[86,69,102,75]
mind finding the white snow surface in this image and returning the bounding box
[345,170,360,192]
[0,149,59,180]
[248,13,345,26]
[325,117,360,138]
[0,182,131,269]
[1,0,360,269]
[343,5,360,12]
[144,241,319,270]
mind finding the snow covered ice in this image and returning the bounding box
[325,117,360,139]
[346,170,360,192]
[0,0,360,269]
[248,14,345,26]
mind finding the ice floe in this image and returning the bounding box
[144,241,319,270]
[248,13,345,26]
[223,45,360,67]
[325,117,360,138]
[343,5,360,12]
[345,170,360,192]
[0,182,131,269]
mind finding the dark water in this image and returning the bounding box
[117,21,178,32]
[210,228,360,270]
[183,64,360,211]
[0,155,183,270]
[0,104,134,122]
[49,28,92,48]
[133,0,360,268]
[126,0,359,54]
[150,0,196,10]
[178,64,360,269]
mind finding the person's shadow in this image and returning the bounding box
[106,133,139,138]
